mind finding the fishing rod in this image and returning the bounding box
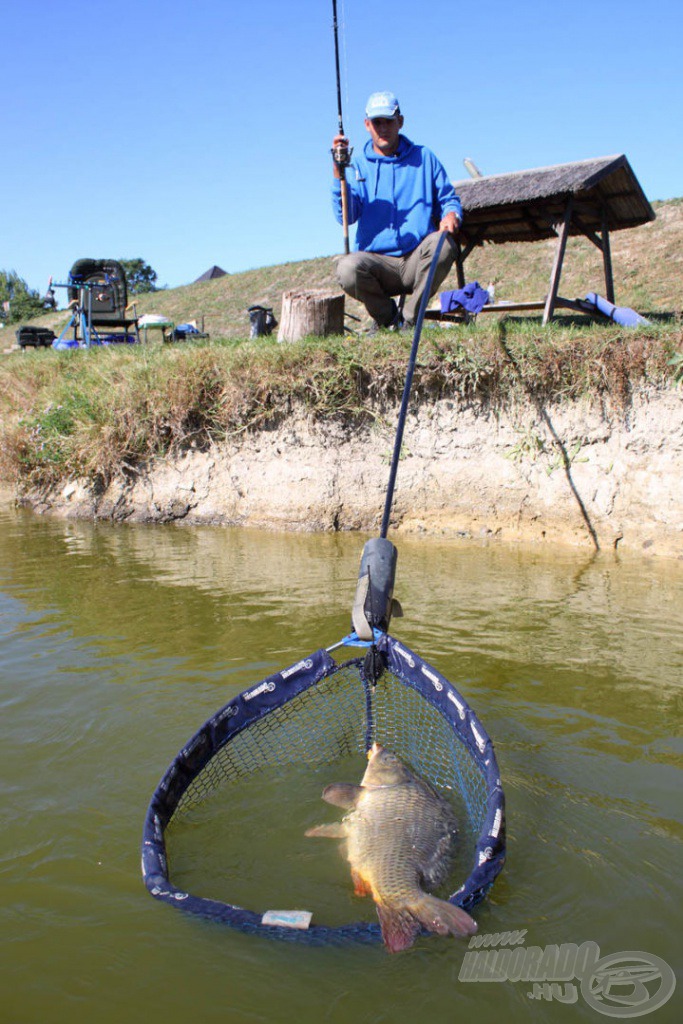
[331,0,351,254]
[379,233,448,538]
[352,233,448,642]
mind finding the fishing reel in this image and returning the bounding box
[332,141,353,169]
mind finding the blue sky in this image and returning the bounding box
[3,0,682,296]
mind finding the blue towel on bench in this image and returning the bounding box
[440,282,490,315]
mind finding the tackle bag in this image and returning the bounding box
[16,326,57,348]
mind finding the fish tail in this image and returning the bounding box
[411,894,478,939]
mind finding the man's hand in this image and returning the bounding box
[439,211,461,235]
[332,134,350,178]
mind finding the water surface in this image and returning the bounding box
[1,501,680,1023]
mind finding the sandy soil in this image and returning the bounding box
[15,386,683,560]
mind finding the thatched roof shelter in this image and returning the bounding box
[454,154,654,246]
[442,154,655,323]
[195,265,227,282]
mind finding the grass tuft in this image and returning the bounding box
[1,198,681,491]
[0,319,680,491]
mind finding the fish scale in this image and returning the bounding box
[346,782,454,901]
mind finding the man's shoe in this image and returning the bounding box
[366,301,412,335]
[388,312,413,333]
[387,306,404,331]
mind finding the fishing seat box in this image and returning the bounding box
[16,326,56,348]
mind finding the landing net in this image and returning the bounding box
[142,633,505,945]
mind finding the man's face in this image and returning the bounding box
[365,114,404,156]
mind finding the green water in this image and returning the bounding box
[1,500,680,1024]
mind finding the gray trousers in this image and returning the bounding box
[335,232,456,326]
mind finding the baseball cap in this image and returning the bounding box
[365,91,400,119]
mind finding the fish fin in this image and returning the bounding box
[304,823,347,839]
[411,895,477,939]
[321,783,363,809]
[375,903,421,954]
[419,827,457,889]
[351,869,373,897]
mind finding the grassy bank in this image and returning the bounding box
[6,199,683,344]
[0,317,680,492]
[1,198,681,493]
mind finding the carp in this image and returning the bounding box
[306,742,477,952]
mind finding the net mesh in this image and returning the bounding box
[142,637,505,944]
[176,663,368,814]
[369,670,488,828]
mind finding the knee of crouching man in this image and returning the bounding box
[335,254,358,293]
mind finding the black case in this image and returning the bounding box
[16,326,56,348]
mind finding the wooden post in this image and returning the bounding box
[543,197,573,325]
[277,289,345,343]
[602,208,615,303]
[454,239,466,289]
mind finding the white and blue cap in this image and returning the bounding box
[365,91,400,120]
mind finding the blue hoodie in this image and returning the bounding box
[332,135,462,256]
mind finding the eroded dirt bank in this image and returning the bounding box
[20,387,683,559]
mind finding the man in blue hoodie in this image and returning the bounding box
[332,91,462,330]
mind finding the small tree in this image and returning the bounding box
[0,270,46,323]
[118,258,158,295]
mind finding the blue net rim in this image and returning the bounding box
[141,634,506,944]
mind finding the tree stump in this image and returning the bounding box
[277,289,345,343]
